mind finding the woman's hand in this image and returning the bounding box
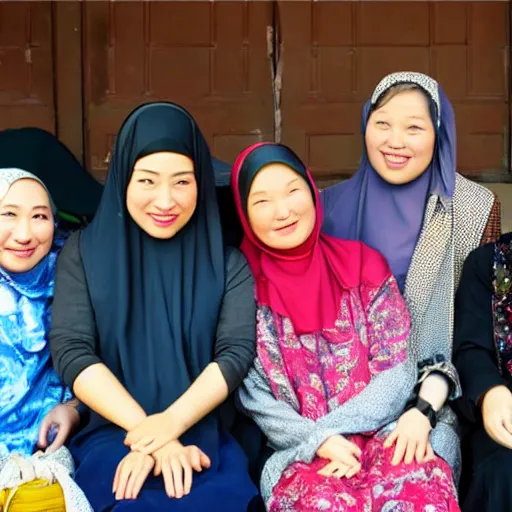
[316,435,361,467]
[124,412,180,454]
[151,440,211,498]
[481,385,512,449]
[384,408,433,465]
[37,402,80,453]
[113,451,155,500]
[316,436,361,479]
[318,460,361,479]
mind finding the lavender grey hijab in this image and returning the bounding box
[321,72,456,291]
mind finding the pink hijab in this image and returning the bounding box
[231,142,392,334]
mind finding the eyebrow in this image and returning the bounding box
[1,204,50,210]
[249,190,267,198]
[249,177,301,197]
[133,169,194,177]
[374,111,427,121]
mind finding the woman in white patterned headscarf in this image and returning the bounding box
[0,169,91,511]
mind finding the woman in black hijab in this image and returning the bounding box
[49,102,258,511]
[0,126,241,243]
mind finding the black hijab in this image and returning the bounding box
[80,102,225,454]
[236,143,313,215]
[0,127,102,221]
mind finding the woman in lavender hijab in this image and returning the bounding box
[321,72,501,485]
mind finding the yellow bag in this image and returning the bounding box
[0,479,65,512]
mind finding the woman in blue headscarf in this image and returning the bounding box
[0,168,91,509]
[321,72,501,486]
[0,169,78,456]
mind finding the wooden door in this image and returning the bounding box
[83,1,274,182]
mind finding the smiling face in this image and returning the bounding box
[0,179,54,273]
[365,87,436,185]
[246,162,316,250]
[126,151,198,239]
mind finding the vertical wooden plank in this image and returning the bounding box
[53,1,84,162]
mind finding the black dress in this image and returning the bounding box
[454,242,512,512]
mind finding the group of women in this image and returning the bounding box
[0,71,509,511]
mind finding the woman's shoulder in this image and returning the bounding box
[358,242,392,287]
[56,229,83,268]
[223,246,253,286]
[454,173,496,214]
[453,174,498,245]
[458,240,496,298]
[224,245,246,268]
[463,240,494,276]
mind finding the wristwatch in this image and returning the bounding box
[405,396,437,429]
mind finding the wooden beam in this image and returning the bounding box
[53,1,84,163]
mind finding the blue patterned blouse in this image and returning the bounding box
[0,233,72,457]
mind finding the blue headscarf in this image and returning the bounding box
[321,72,456,292]
[0,169,71,456]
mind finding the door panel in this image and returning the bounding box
[0,2,55,132]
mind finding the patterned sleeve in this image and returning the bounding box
[363,276,461,402]
[416,357,461,401]
[365,276,409,375]
[480,196,501,246]
[420,194,502,400]
[62,388,73,402]
[236,358,316,452]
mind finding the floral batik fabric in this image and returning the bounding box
[258,278,460,512]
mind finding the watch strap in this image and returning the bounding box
[405,396,437,429]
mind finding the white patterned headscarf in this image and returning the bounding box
[0,168,57,216]
[0,169,92,509]
[371,72,441,128]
